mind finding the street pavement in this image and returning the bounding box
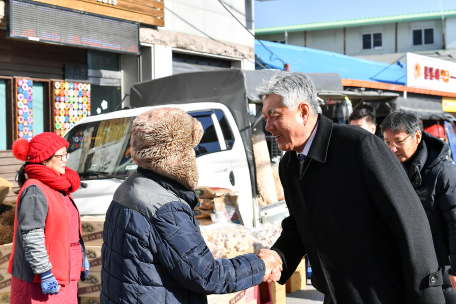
[286,281,324,304]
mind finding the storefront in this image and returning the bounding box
[0,0,164,149]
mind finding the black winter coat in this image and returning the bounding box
[271,115,444,304]
[405,132,456,270]
[100,168,265,304]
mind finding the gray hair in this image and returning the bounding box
[381,110,421,138]
[256,71,319,114]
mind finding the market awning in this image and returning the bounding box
[255,40,406,85]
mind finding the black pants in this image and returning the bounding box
[443,266,456,304]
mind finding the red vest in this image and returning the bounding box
[8,179,81,285]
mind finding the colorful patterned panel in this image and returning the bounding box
[16,78,33,140]
[52,81,91,137]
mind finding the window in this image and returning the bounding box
[413,28,434,45]
[362,33,382,50]
[191,111,221,156]
[214,110,234,150]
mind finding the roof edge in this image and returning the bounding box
[342,79,456,98]
[255,10,456,35]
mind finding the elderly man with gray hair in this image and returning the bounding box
[257,71,444,303]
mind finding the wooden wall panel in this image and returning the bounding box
[0,30,87,80]
[31,0,165,26]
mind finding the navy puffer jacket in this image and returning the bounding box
[100,167,265,304]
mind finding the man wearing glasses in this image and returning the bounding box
[382,110,456,303]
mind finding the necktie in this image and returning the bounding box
[298,154,306,162]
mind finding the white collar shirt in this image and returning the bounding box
[297,120,319,159]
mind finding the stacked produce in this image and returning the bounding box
[252,130,278,206]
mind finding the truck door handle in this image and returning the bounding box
[229,171,235,186]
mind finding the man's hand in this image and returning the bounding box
[258,249,283,282]
[450,274,456,291]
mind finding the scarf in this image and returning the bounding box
[25,164,80,195]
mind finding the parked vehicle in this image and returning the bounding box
[65,69,399,227]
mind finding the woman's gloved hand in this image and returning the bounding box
[40,270,60,295]
[80,256,90,281]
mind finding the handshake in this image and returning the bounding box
[257,249,282,283]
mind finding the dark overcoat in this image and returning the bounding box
[271,114,444,304]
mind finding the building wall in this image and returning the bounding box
[164,0,254,48]
[446,17,456,49]
[257,18,450,57]
[139,0,256,87]
[307,28,345,54]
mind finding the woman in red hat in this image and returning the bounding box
[8,132,89,304]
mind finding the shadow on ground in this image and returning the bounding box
[285,281,324,304]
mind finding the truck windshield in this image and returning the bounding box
[64,117,135,180]
[64,109,231,180]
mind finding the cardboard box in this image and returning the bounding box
[196,218,213,226]
[79,297,100,304]
[270,282,286,304]
[286,271,306,293]
[0,177,12,205]
[295,259,306,273]
[0,269,11,294]
[0,244,12,269]
[78,271,101,298]
[207,285,256,304]
[85,246,102,272]
[195,187,234,199]
[0,292,10,304]
[81,216,105,246]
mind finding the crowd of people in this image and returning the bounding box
[6,71,456,304]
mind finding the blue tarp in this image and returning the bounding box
[255,40,406,85]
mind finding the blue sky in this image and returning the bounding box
[254,0,456,29]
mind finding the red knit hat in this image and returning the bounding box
[12,132,69,163]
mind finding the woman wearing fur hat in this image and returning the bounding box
[101,108,280,304]
[8,132,89,304]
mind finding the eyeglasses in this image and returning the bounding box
[54,154,69,161]
[384,134,412,148]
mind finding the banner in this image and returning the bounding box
[406,53,456,94]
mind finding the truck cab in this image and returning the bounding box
[65,103,255,226]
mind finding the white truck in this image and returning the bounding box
[65,69,398,227]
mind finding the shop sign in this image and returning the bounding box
[443,97,456,112]
[406,53,456,94]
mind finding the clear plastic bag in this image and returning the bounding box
[250,222,283,255]
[200,223,254,258]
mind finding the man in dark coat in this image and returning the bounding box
[382,111,456,303]
[257,71,444,304]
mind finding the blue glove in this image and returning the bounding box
[40,270,59,295]
[80,256,90,281]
